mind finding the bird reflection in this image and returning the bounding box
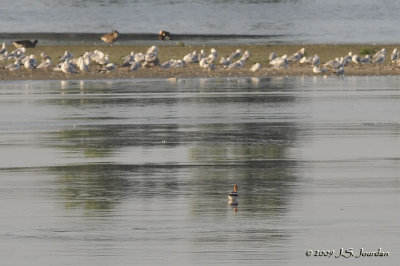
[229,202,238,213]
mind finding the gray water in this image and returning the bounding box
[1,0,400,44]
[0,76,399,265]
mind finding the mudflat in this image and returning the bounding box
[1,44,400,80]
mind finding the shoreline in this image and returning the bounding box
[2,44,400,81]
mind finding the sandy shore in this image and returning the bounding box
[2,44,400,80]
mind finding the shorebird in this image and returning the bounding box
[99,63,116,72]
[220,56,231,67]
[129,61,141,71]
[5,59,21,71]
[269,54,289,69]
[228,184,239,205]
[158,30,172,41]
[207,48,218,64]
[312,65,326,74]
[121,51,135,67]
[60,51,74,63]
[269,52,278,61]
[250,62,261,72]
[229,49,242,60]
[37,56,52,69]
[24,54,37,69]
[0,42,7,55]
[288,48,305,62]
[101,30,120,44]
[391,48,399,62]
[359,55,371,64]
[61,59,76,74]
[13,40,38,48]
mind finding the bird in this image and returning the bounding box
[158,30,172,41]
[12,40,38,48]
[0,42,7,55]
[269,52,278,61]
[129,61,141,71]
[99,63,116,72]
[24,54,37,69]
[288,48,305,62]
[250,62,261,72]
[391,48,399,62]
[101,30,120,44]
[228,184,239,204]
[5,59,21,71]
[312,65,326,74]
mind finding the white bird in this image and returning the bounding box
[129,61,141,71]
[207,48,218,64]
[242,50,250,59]
[228,59,245,69]
[60,51,74,63]
[269,52,278,61]
[160,60,172,69]
[269,55,288,69]
[121,51,135,67]
[312,65,326,74]
[134,53,145,63]
[229,49,242,60]
[99,63,116,72]
[372,48,386,60]
[5,59,21,71]
[77,56,89,72]
[343,52,353,65]
[372,54,385,64]
[61,59,76,74]
[97,54,109,65]
[391,48,399,62]
[288,48,305,62]
[37,57,52,69]
[0,51,8,61]
[311,55,320,66]
[250,62,261,72]
[220,56,231,67]
[199,57,215,70]
[183,51,198,64]
[24,54,37,69]
[359,55,371,64]
[333,66,345,75]
[0,42,7,55]
[352,54,361,64]
[91,49,105,62]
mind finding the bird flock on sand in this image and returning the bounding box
[0,30,397,76]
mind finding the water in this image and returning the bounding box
[0,76,399,265]
[1,0,400,44]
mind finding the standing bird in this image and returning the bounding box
[158,30,172,41]
[12,40,38,48]
[101,30,120,44]
[228,184,239,205]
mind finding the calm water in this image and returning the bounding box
[1,0,400,44]
[0,76,399,265]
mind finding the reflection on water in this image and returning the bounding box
[0,77,399,265]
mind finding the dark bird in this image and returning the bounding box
[101,30,120,44]
[12,40,38,48]
[228,184,239,204]
[158,30,172,41]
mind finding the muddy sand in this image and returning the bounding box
[1,44,400,80]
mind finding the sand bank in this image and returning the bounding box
[1,44,400,80]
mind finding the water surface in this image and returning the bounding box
[1,0,400,44]
[0,76,399,265]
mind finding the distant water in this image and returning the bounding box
[1,0,400,44]
[0,76,399,265]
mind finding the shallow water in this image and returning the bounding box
[1,0,400,44]
[0,76,399,265]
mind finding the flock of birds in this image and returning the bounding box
[268,46,396,75]
[0,29,398,76]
